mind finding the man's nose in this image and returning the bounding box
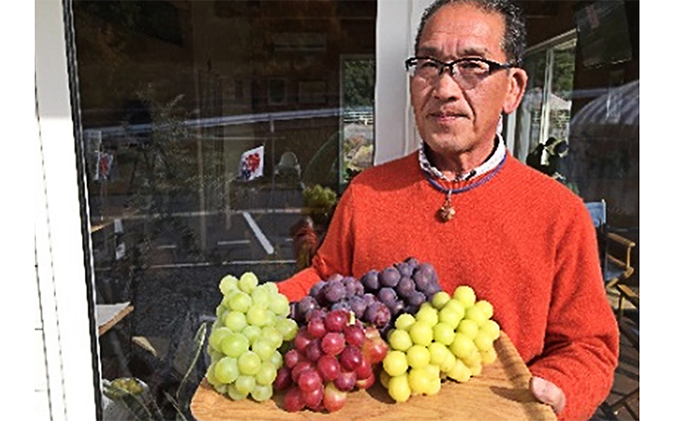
[433,66,463,99]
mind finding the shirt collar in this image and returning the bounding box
[418,135,507,182]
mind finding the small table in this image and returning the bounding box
[190,331,556,421]
[96,302,134,337]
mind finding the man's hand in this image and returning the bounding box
[530,376,566,414]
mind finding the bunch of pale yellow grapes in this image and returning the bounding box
[379,285,501,403]
[206,272,298,402]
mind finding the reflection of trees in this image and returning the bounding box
[343,59,375,107]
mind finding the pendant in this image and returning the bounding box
[438,194,455,222]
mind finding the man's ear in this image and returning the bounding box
[503,68,528,114]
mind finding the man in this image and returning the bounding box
[278,1,619,419]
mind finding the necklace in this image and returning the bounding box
[423,153,507,222]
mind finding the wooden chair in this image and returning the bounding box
[585,200,637,289]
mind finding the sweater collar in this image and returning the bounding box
[418,135,507,182]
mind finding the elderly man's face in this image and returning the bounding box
[410,3,526,165]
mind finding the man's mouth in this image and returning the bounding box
[429,111,467,122]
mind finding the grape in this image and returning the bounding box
[361,270,380,291]
[408,367,432,395]
[396,276,416,298]
[333,369,357,392]
[453,285,476,309]
[209,327,232,350]
[473,330,494,352]
[330,301,352,312]
[412,270,431,292]
[321,332,345,356]
[407,291,426,308]
[221,332,249,358]
[379,267,400,288]
[227,383,248,401]
[297,368,323,393]
[275,318,298,341]
[234,375,256,395]
[465,305,488,326]
[383,350,408,377]
[339,346,363,371]
[274,366,293,390]
[432,322,455,345]
[348,296,368,319]
[378,287,398,305]
[323,280,347,303]
[394,313,416,331]
[246,305,268,327]
[450,333,475,359]
[317,354,341,382]
[215,357,239,384]
[296,296,318,321]
[250,286,270,307]
[324,310,349,332]
[388,329,413,351]
[480,319,500,340]
[386,299,405,317]
[408,321,433,346]
[406,344,430,369]
[388,373,411,402]
[219,275,239,296]
[207,271,298,402]
[268,294,290,317]
[229,292,252,313]
[238,351,262,376]
[353,279,365,296]
[309,281,327,301]
[456,319,479,340]
[307,316,326,338]
[251,384,273,402]
[394,261,415,278]
[427,342,450,366]
[343,324,366,348]
[415,305,439,327]
[342,277,358,298]
[241,325,261,345]
[305,338,323,362]
[364,302,391,328]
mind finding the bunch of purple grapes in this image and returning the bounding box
[291,257,442,336]
[291,274,392,330]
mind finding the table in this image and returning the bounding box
[190,331,556,421]
[96,302,134,337]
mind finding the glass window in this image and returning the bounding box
[69,1,376,417]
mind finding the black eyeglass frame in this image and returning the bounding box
[404,56,520,77]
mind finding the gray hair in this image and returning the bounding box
[414,0,527,65]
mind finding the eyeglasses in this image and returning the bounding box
[405,56,517,90]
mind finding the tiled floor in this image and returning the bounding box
[590,288,640,420]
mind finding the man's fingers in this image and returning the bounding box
[530,376,566,414]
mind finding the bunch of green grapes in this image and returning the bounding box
[206,272,298,402]
[303,184,337,210]
[379,285,500,403]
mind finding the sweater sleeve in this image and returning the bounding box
[528,202,620,421]
[276,184,357,302]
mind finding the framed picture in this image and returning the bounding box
[268,78,287,106]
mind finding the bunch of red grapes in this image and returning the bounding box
[291,257,442,338]
[274,309,388,412]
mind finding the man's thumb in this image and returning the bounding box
[530,376,566,414]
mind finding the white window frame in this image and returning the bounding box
[35,0,99,419]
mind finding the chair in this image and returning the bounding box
[585,200,637,289]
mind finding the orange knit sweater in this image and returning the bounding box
[277,152,619,420]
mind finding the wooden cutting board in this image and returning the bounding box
[191,331,556,421]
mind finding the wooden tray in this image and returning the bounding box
[191,331,556,421]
